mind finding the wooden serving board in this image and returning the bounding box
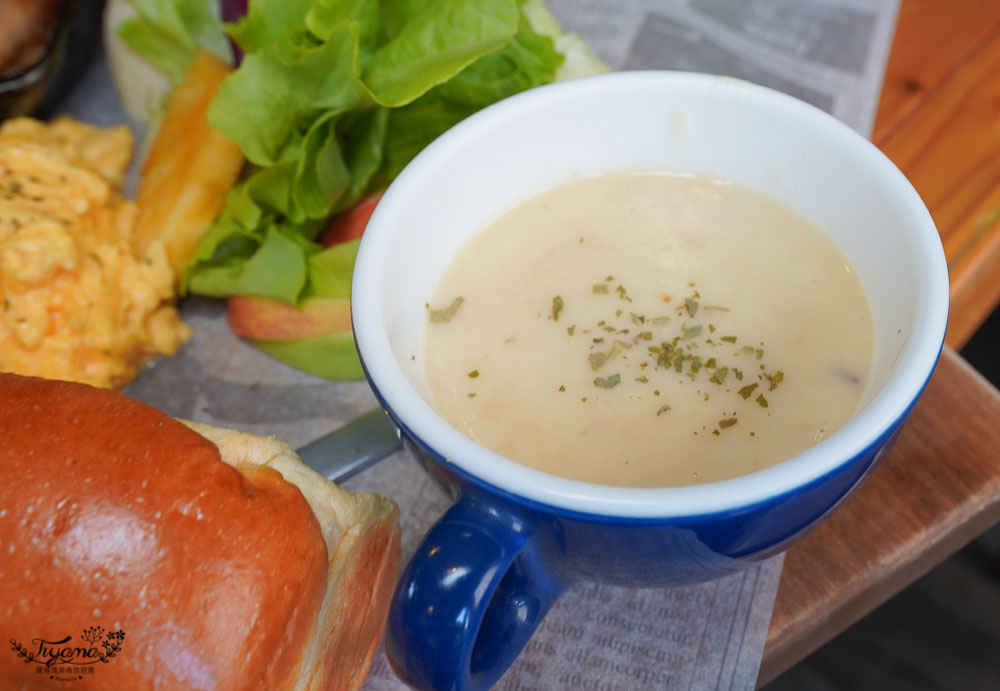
[758,346,1000,684]
[873,0,1000,348]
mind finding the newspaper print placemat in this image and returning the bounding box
[93,1,899,688]
[547,0,899,135]
[126,300,785,691]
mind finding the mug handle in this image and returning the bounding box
[385,493,568,691]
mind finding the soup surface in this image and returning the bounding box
[425,172,873,487]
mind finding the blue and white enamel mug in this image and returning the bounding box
[351,72,949,691]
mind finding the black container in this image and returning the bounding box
[0,0,104,120]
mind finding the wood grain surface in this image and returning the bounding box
[759,348,1000,685]
[761,1,1000,682]
[874,0,1000,347]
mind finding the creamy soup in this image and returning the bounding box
[424,172,873,487]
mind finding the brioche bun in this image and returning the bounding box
[0,373,400,690]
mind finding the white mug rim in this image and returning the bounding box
[352,71,950,519]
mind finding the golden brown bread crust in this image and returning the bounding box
[0,374,398,690]
[182,423,402,691]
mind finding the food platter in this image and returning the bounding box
[43,41,782,691]
[2,1,906,688]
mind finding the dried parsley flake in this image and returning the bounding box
[768,370,785,390]
[594,373,621,389]
[552,295,564,321]
[429,296,465,323]
[710,366,729,384]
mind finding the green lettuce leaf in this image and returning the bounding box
[372,8,564,187]
[116,0,231,83]
[520,0,609,80]
[186,226,311,303]
[227,0,317,61]
[207,21,368,166]
[308,241,360,299]
[361,0,520,106]
[163,0,606,379]
[253,331,364,380]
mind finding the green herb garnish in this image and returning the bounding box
[594,373,621,389]
[739,383,758,399]
[656,404,671,416]
[552,295,564,321]
[593,284,609,294]
[468,369,479,378]
[429,296,465,323]
[590,340,630,371]
[768,370,784,390]
[685,298,698,317]
[682,325,702,339]
[710,366,729,384]
[756,394,769,408]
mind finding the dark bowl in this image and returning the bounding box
[0,0,104,121]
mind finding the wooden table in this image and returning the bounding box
[874,0,1000,349]
[759,1,1000,683]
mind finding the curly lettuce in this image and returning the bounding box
[117,0,606,377]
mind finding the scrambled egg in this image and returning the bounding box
[0,116,191,388]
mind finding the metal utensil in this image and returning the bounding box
[296,408,403,483]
